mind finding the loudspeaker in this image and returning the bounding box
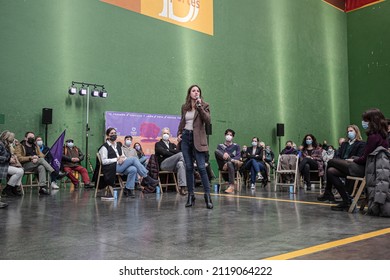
[276,123,284,137]
[42,108,53,124]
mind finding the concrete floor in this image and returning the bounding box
[1,181,389,260]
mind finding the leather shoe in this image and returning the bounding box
[124,188,135,198]
[331,201,350,211]
[57,171,67,180]
[317,194,335,202]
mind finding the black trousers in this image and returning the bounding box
[298,158,318,186]
[325,159,354,203]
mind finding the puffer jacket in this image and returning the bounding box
[365,146,390,217]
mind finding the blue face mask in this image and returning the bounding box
[251,141,257,147]
[362,121,369,130]
[306,139,312,145]
[347,131,356,140]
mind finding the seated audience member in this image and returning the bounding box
[62,139,91,189]
[279,140,298,183]
[298,134,324,190]
[155,127,187,195]
[95,128,158,198]
[215,129,242,194]
[328,110,388,211]
[243,137,266,190]
[281,140,298,155]
[36,136,61,189]
[322,145,335,165]
[122,136,137,158]
[334,137,347,158]
[317,124,367,207]
[0,130,24,197]
[15,131,57,195]
[134,142,148,166]
[264,144,275,170]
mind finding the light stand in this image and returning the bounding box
[68,81,108,171]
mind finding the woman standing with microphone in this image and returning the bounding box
[177,85,213,209]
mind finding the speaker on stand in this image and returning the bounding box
[276,123,284,153]
[42,108,53,144]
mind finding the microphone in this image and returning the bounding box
[196,96,201,108]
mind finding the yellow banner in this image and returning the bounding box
[101,0,213,36]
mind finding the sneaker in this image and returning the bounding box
[84,183,93,189]
[39,188,50,195]
[250,183,255,190]
[224,185,235,194]
[51,182,60,189]
[101,196,114,201]
[257,173,263,181]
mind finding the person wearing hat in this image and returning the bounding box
[62,139,91,188]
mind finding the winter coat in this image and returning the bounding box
[365,146,390,217]
[0,141,11,180]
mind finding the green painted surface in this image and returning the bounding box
[347,0,390,132]
[0,0,350,172]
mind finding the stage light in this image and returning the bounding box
[69,85,77,95]
[91,88,100,97]
[100,89,108,98]
[79,87,87,96]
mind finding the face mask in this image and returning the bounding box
[347,131,356,140]
[125,140,132,147]
[306,140,312,145]
[135,146,140,151]
[27,137,35,144]
[225,135,233,142]
[362,121,369,130]
[251,141,257,147]
[162,133,170,141]
[286,146,292,150]
[327,149,333,153]
[242,148,247,152]
[266,148,270,152]
[109,135,117,141]
[67,142,74,148]
[36,140,43,147]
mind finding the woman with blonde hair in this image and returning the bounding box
[0,130,24,198]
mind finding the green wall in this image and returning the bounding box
[347,0,390,128]
[0,0,349,171]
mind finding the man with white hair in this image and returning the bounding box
[155,127,187,195]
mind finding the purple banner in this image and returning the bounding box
[105,111,181,156]
[49,130,66,172]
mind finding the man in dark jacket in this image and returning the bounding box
[155,127,187,195]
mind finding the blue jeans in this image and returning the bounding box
[245,159,265,184]
[181,130,210,194]
[116,157,148,189]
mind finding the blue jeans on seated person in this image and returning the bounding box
[245,159,265,184]
[116,157,148,189]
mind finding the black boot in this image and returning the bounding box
[204,193,213,209]
[2,185,14,197]
[185,194,196,207]
[12,186,22,196]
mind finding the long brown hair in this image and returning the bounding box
[183,84,202,112]
[362,108,388,138]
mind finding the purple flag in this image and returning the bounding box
[49,130,66,172]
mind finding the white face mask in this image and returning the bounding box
[67,142,74,148]
[125,140,132,147]
[162,133,170,141]
[225,135,233,142]
[36,140,43,147]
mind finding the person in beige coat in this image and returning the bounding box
[177,84,213,209]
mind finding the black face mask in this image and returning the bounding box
[109,135,117,141]
[286,146,292,150]
[27,137,35,144]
